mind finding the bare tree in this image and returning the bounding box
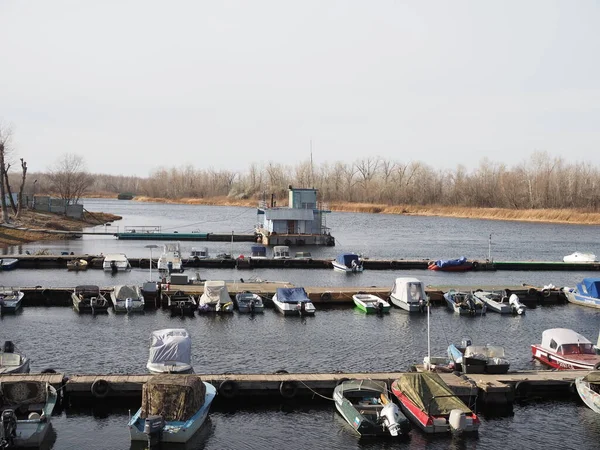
[16,158,28,217]
[47,154,94,212]
[0,125,11,222]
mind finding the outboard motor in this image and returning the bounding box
[380,402,402,436]
[377,301,384,315]
[249,299,255,313]
[466,297,476,315]
[1,409,17,448]
[110,260,118,274]
[144,415,165,448]
[298,301,306,315]
[125,297,133,312]
[3,341,15,353]
[461,338,472,349]
[167,261,173,274]
[449,409,467,433]
[418,299,425,313]
[509,294,526,315]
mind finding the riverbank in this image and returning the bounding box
[0,209,122,246]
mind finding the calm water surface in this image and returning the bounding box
[1,199,600,449]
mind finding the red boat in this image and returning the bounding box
[531,328,600,370]
[428,257,476,272]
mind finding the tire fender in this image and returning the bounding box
[91,379,110,399]
[279,380,298,399]
[218,380,238,399]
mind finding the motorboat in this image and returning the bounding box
[0,287,25,314]
[0,381,57,448]
[428,256,475,272]
[447,339,510,374]
[294,251,312,260]
[166,290,197,316]
[146,329,193,374]
[0,341,30,374]
[250,245,267,259]
[235,292,264,313]
[352,294,390,314]
[0,258,18,271]
[102,253,131,272]
[111,285,145,313]
[190,247,209,259]
[332,253,364,273]
[443,290,486,316]
[67,259,88,271]
[472,290,524,314]
[158,243,183,274]
[389,277,428,312]
[391,373,480,434]
[71,285,110,314]
[272,246,291,260]
[333,379,410,437]
[575,371,600,414]
[531,328,600,370]
[198,281,233,313]
[129,374,216,444]
[563,252,598,263]
[563,278,600,309]
[272,287,316,316]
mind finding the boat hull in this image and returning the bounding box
[564,289,600,309]
[332,261,364,273]
[352,294,390,314]
[272,299,315,316]
[389,295,425,313]
[576,377,600,414]
[531,345,600,370]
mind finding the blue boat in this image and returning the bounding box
[250,245,267,259]
[271,287,316,316]
[0,258,18,270]
[0,287,25,314]
[332,253,363,273]
[564,278,600,309]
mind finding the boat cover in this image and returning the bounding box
[335,253,360,268]
[577,278,600,298]
[251,245,266,256]
[74,285,100,296]
[199,281,230,306]
[583,372,600,384]
[395,373,472,415]
[141,374,205,421]
[147,329,191,365]
[275,287,310,303]
[434,257,467,268]
[114,285,142,300]
[390,278,427,303]
[0,381,47,407]
[541,328,591,348]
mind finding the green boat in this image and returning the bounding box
[333,379,410,437]
[352,294,391,314]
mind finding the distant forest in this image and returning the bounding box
[23,151,600,210]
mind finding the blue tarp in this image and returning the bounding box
[275,287,310,303]
[579,278,600,298]
[335,253,360,268]
[251,245,266,256]
[434,256,467,268]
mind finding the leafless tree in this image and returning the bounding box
[16,158,27,217]
[47,154,94,211]
[0,125,11,222]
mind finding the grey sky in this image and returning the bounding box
[2,0,599,176]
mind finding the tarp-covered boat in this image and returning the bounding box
[575,371,600,414]
[564,278,600,309]
[129,374,216,443]
[111,284,145,313]
[389,278,428,312]
[391,373,480,434]
[146,329,193,374]
[272,287,316,316]
[332,253,364,273]
[428,257,474,272]
[198,281,233,313]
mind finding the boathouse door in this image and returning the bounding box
[287,221,296,234]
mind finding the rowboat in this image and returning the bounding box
[352,294,390,314]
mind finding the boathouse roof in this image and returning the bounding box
[264,209,314,221]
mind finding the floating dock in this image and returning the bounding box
[114,232,257,241]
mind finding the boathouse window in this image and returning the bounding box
[549,339,558,350]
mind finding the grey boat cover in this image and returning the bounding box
[147,329,191,366]
[141,374,206,421]
[395,373,472,415]
[199,281,230,306]
[0,381,47,407]
[583,371,600,384]
[75,285,100,296]
[275,287,310,303]
[114,285,141,300]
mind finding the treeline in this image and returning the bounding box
[19,152,600,210]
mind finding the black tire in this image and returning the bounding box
[336,377,350,386]
[41,368,57,374]
[528,287,537,296]
[594,362,600,370]
[283,260,290,267]
[274,369,289,374]
[321,292,332,302]
[472,261,479,269]
[542,289,551,298]
[218,380,238,399]
[279,381,298,399]
[91,379,110,399]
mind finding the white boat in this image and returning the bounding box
[294,251,312,260]
[472,290,513,314]
[575,371,600,414]
[71,285,110,314]
[102,253,132,272]
[0,286,25,314]
[443,290,486,315]
[158,243,183,274]
[272,287,316,316]
[273,246,291,260]
[190,247,209,259]
[563,252,598,263]
[448,341,510,374]
[332,253,364,273]
[389,278,428,312]
[352,294,391,314]
[129,374,216,444]
[198,281,234,313]
[0,381,57,448]
[250,245,267,259]
[531,328,600,370]
[235,292,264,313]
[146,329,194,374]
[563,278,600,309]
[111,285,145,313]
[67,259,88,271]
[0,341,30,374]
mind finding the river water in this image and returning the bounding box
[2,199,600,449]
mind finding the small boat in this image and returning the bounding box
[389,277,428,312]
[531,328,600,370]
[111,284,145,313]
[198,281,233,313]
[472,290,515,314]
[71,285,110,314]
[0,341,30,374]
[129,374,216,444]
[146,329,193,374]
[0,287,25,314]
[443,290,486,315]
[428,256,474,272]
[250,245,267,259]
[332,253,364,273]
[0,381,57,448]
[166,290,197,316]
[448,339,510,374]
[235,292,264,313]
[294,251,312,260]
[102,253,132,272]
[272,287,316,316]
[0,258,18,271]
[273,245,291,260]
[333,379,410,437]
[563,278,600,309]
[190,247,209,259]
[391,373,480,434]
[158,243,183,274]
[352,294,390,314]
[67,259,88,271]
[575,371,600,414]
[563,252,598,263]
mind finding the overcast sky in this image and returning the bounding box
[1,0,599,176]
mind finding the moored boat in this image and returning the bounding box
[111,284,145,313]
[333,379,410,437]
[190,247,209,259]
[563,252,597,263]
[391,373,480,434]
[352,294,390,314]
[166,290,197,316]
[71,285,110,314]
[563,278,600,309]
[158,243,183,275]
[448,340,510,374]
[249,245,267,259]
[575,371,600,414]
[0,287,25,314]
[198,281,233,313]
[443,290,486,315]
[472,290,513,314]
[146,328,193,374]
[389,278,428,312]
[235,292,264,313]
[129,374,216,444]
[272,287,316,316]
[0,258,18,271]
[0,341,30,374]
[102,253,131,272]
[67,259,88,271]
[531,328,600,370]
[332,253,364,273]
[273,246,291,260]
[428,257,474,272]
